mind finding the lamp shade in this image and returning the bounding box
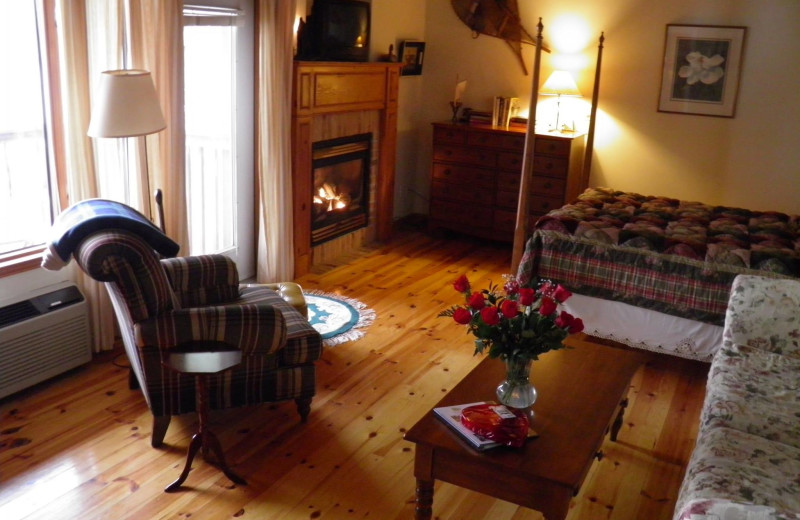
[88,70,166,138]
[540,70,582,97]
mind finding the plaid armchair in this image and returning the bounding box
[44,201,322,447]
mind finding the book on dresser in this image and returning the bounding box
[428,121,586,242]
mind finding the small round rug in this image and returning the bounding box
[305,290,376,347]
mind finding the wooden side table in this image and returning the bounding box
[162,342,248,492]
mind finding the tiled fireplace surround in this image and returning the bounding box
[291,62,402,276]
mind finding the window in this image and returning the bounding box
[0,1,58,268]
[183,3,255,278]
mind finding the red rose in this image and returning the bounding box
[453,307,472,325]
[500,299,519,319]
[468,291,485,310]
[568,318,585,334]
[539,297,557,316]
[453,275,470,293]
[480,306,501,326]
[518,288,535,306]
[555,310,574,329]
[552,285,572,303]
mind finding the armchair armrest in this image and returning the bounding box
[134,303,287,356]
[161,254,240,307]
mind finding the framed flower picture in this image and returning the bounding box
[658,24,747,117]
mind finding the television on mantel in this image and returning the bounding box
[297,0,371,62]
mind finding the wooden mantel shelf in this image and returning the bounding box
[291,61,402,277]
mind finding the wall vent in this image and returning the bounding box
[0,282,91,399]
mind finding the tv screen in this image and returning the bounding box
[305,0,370,62]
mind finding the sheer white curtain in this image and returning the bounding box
[53,0,186,352]
[128,0,189,250]
[255,0,296,282]
[54,0,117,352]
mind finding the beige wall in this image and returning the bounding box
[379,0,799,216]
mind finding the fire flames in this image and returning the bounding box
[313,183,349,212]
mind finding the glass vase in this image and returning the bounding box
[496,357,537,412]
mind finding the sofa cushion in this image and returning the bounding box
[724,275,800,358]
[673,426,800,520]
[701,343,800,450]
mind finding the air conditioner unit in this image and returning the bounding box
[0,282,91,399]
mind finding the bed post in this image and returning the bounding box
[511,18,544,274]
[582,32,604,190]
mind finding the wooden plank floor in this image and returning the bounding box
[0,229,709,520]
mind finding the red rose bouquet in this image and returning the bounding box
[439,274,584,362]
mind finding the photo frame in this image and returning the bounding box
[399,41,425,76]
[658,24,747,117]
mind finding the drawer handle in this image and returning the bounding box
[544,181,552,189]
[443,168,451,176]
[445,150,452,156]
[547,144,557,152]
[545,161,554,170]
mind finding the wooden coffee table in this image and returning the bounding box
[404,339,647,520]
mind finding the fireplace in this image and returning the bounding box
[310,133,372,245]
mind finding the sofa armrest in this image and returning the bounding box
[134,303,287,356]
[724,274,800,357]
[161,254,240,307]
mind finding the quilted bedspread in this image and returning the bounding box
[517,187,800,326]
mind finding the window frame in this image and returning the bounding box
[0,0,68,279]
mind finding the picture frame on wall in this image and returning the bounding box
[399,41,425,76]
[658,24,747,118]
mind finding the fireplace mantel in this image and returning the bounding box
[291,61,401,276]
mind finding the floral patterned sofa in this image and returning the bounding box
[673,274,800,520]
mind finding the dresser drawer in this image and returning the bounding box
[531,176,566,197]
[496,171,519,192]
[493,209,517,238]
[467,130,506,148]
[497,152,523,171]
[529,195,563,215]
[535,138,571,157]
[432,180,491,205]
[495,190,519,210]
[430,199,492,228]
[432,163,494,188]
[533,156,568,177]
[433,145,496,167]
[433,125,466,145]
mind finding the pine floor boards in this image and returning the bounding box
[0,229,708,520]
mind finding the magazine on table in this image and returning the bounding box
[433,401,503,451]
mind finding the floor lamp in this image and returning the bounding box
[88,69,166,229]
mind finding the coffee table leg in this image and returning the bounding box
[610,397,629,441]
[415,479,434,520]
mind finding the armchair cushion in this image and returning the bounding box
[134,303,287,356]
[161,255,240,307]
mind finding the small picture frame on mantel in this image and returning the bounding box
[399,40,425,76]
[658,24,747,118]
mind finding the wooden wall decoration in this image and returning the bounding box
[450,0,550,74]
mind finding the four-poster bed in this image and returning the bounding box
[510,23,799,361]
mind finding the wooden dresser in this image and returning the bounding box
[429,122,586,242]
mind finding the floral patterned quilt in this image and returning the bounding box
[517,187,800,326]
[673,275,800,519]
